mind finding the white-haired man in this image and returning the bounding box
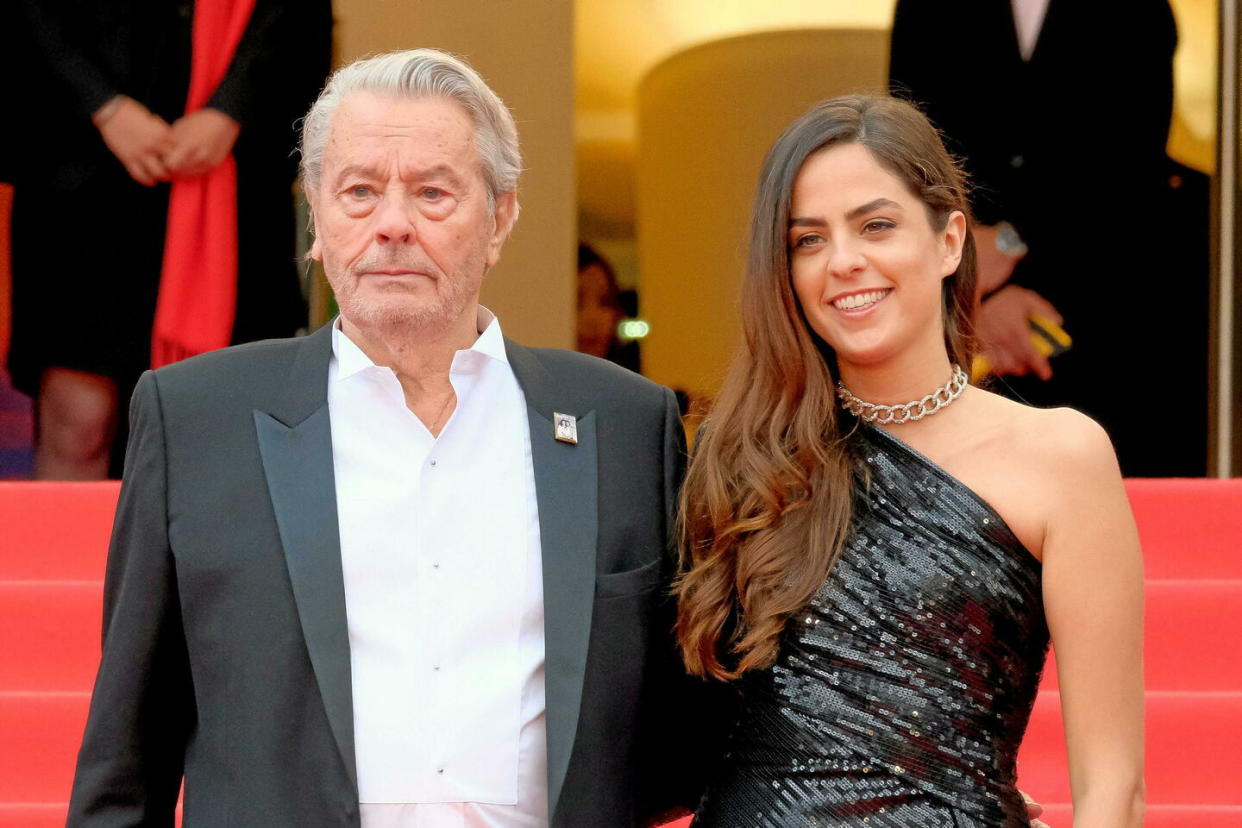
[67,49,703,827]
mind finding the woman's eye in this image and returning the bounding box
[864,220,895,233]
[793,234,822,248]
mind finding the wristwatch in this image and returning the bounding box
[994,221,1028,257]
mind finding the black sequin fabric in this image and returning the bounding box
[693,424,1049,827]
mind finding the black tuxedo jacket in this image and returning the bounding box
[889,0,1176,236]
[886,0,1212,477]
[67,323,701,827]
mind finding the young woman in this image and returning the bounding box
[676,96,1144,827]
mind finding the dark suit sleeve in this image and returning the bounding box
[67,372,196,827]
[1108,0,1177,164]
[638,388,729,822]
[16,0,117,120]
[207,0,333,140]
[661,388,688,544]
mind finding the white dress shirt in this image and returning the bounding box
[1012,0,1052,60]
[328,309,548,828]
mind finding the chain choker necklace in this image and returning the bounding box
[837,365,969,425]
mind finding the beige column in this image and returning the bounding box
[636,29,887,398]
[332,0,576,349]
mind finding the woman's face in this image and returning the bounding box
[787,142,964,373]
[576,263,621,358]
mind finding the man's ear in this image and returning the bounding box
[486,191,519,269]
[940,210,967,279]
[306,195,323,261]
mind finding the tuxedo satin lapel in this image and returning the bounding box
[506,339,599,818]
[529,406,597,816]
[253,324,357,792]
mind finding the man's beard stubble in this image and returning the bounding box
[331,241,488,336]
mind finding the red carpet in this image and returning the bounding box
[1,479,1240,826]
[1011,478,1242,825]
[0,482,117,827]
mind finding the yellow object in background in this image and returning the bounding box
[971,313,1072,381]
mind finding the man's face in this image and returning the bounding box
[309,91,515,336]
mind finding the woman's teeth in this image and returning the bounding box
[832,289,890,310]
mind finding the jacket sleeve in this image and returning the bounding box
[207,0,334,142]
[16,0,117,120]
[637,388,731,822]
[67,371,196,827]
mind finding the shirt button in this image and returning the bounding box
[429,459,437,467]
[433,665,440,671]
[437,768,445,775]
[432,562,440,569]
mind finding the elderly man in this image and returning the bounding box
[67,50,699,828]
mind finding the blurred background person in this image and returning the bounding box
[577,242,641,373]
[890,0,1209,477]
[9,0,333,479]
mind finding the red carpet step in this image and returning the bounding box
[2,479,1240,824]
[0,691,88,804]
[1017,690,1242,806]
[0,583,102,691]
[1041,579,1242,692]
[1130,479,1242,579]
[0,482,118,581]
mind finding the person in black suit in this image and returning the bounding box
[890,0,1208,476]
[67,49,701,827]
[9,0,332,479]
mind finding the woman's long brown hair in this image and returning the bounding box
[675,95,979,680]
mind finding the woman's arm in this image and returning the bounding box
[1039,410,1145,826]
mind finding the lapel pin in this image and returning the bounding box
[553,412,578,445]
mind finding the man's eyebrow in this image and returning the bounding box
[330,163,467,188]
[414,163,466,187]
[332,163,382,187]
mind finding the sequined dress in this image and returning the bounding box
[693,424,1049,827]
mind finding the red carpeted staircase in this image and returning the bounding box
[2,480,1240,826]
[1014,479,1242,827]
[0,483,118,828]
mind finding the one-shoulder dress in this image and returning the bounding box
[693,423,1050,827]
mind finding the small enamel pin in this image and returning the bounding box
[553,412,578,445]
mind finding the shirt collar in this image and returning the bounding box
[331,306,508,382]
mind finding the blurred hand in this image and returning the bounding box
[1020,789,1049,827]
[976,285,1063,380]
[164,108,241,179]
[94,96,174,186]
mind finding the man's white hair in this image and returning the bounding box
[300,49,522,219]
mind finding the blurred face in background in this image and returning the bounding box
[577,262,621,358]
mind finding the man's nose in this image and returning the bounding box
[374,196,418,245]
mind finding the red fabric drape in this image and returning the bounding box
[151,0,257,369]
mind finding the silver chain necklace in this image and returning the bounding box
[836,365,969,425]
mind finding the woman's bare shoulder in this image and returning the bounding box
[970,388,1120,480]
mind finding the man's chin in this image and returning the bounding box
[341,299,456,334]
